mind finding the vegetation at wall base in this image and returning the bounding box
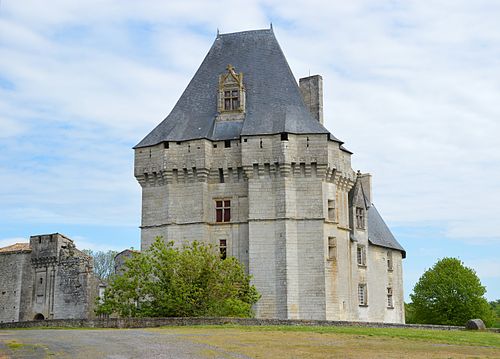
[410,257,494,326]
[96,237,260,318]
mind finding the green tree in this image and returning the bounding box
[410,258,494,326]
[96,237,260,318]
[490,299,500,328]
[82,249,118,281]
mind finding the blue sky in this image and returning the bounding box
[1,1,499,302]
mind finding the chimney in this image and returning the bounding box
[299,75,323,125]
[358,172,372,204]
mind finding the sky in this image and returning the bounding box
[0,1,499,302]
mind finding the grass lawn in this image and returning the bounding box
[152,325,500,358]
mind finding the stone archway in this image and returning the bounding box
[34,313,45,321]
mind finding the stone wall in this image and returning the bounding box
[0,317,470,331]
[0,251,31,323]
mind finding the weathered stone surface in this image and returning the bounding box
[0,233,99,323]
[134,29,407,324]
[466,319,486,330]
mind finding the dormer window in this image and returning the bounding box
[218,64,245,113]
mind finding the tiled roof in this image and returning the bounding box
[0,242,31,253]
[367,205,406,258]
[135,29,341,148]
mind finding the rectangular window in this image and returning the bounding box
[327,237,336,261]
[387,287,393,308]
[215,200,231,223]
[356,207,365,229]
[327,200,336,221]
[358,284,367,306]
[218,168,224,183]
[280,132,288,141]
[223,89,240,110]
[224,140,231,148]
[357,245,366,266]
[387,250,393,271]
[219,239,227,260]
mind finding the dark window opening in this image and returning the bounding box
[356,207,365,229]
[38,238,41,244]
[281,133,288,141]
[243,138,248,142]
[219,239,227,260]
[215,200,231,223]
[176,141,181,145]
[224,140,231,148]
[213,144,218,148]
[306,137,309,148]
[259,139,263,148]
[39,278,43,285]
[164,142,169,149]
[218,168,224,183]
[223,89,240,111]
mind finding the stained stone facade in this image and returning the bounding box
[0,233,98,323]
[134,28,406,322]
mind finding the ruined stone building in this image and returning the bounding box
[134,28,406,322]
[0,233,98,323]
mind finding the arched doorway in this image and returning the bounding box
[34,313,45,321]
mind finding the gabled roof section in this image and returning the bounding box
[0,242,31,254]
[367,205,406,258]
[135,28,334,148]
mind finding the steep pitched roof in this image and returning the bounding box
[135,29,336,148]
[367,205,406,258]
[0,242,31,254]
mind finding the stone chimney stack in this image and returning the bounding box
[358,173,372,204]
[299,75,323,125]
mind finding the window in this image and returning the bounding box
[327,237,336,260]
[224,140,231,148]
[164,142,169,149]
[327,200,336,221]
[215,200,231,222]
[387,287,394,308]
[223,90,240,111]
[39,278,43,285]
[280,132,288,141]
[219,239,227,260]
[219,64,244,113]
[356,207,365,229]
[387,250,393,271]
[358,284,367,306]
[218,168,224,183]
[357,245,366,266]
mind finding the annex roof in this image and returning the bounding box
[135,28,339,148]
[367,205,406,258]
[0,242,31,254]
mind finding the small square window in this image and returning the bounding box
[224,140,231,148]
[280,133,288,141]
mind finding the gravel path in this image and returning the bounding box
[0,328,249,358]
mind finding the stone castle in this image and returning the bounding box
[134,28,406,322]
[0,233,99,323]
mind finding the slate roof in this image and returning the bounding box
[135,29,341,148]
[367,205,406,258]
[0,242,31,254]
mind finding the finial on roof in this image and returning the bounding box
[270,22,273,30]
[217,28,220,37]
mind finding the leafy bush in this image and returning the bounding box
[96,237,260,318]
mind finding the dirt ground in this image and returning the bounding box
[0,327,499,358]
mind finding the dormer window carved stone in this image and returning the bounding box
[218,64,245,113]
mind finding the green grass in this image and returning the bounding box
[156,324,500,348]
[6,340,25,349]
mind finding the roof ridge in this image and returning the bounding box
[217,28,273,38]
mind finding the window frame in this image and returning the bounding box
[327,237,336,261]
[355,207,365,229]
[215,199,231,223]
[356,244,366,266]
[219,239,227,260]
[358,283,368,306]
[387,250,393,271]
[387,287,394,308]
